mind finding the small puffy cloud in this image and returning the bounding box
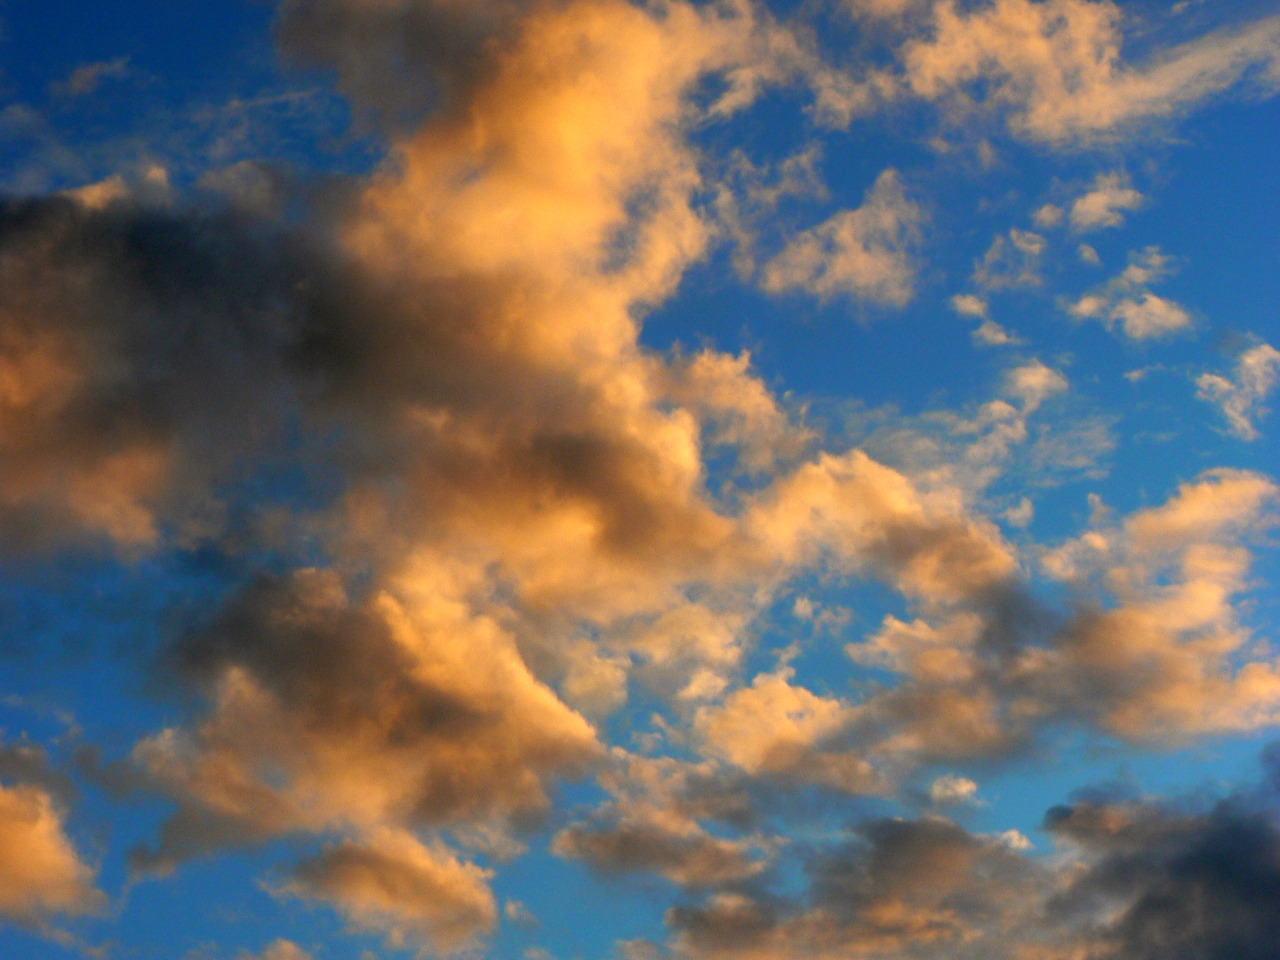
[0,781,104,924]
[971,319,1021,347]
[1078,242,1101,265]
[973,228,1045,290]
[237,941,314,960]
[929,774,980,806]
[1068,171,1144,231]
[1004,497,1034,528]
[1107,293,1192,339]
[285,830,497,955]
[1004,360,1068,411]
[1033,203,1064,229]
[949,293,988,318]
[762,169,923,307]
[1069,247,1192,339]
[1197,342,1280,440]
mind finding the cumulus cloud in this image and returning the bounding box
[553,751,769,887]
[762,169,922,307]
[665,743,1280,960]
[973,228,1045,290]
[949,293,987,318]
[284,829,498,955]
[668,815,1049,960]
[1069,246,1192,339]
[971,319,1021,347]
[4,1,1280,956]
[0,780,103,925]
[695,669,883,793]
[1040,469,1280,738]
[928,773,980,806]
[133,568,600,870]
[1197,342,1280,440]
[1068,171,1145,231]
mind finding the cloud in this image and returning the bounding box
[1032,203,1064,229]
[284,829,497,955]
[973,228,1045,290]
[761,169,923,307]
[666,743,1280,960]
[971,319,1022,347]
[4,1,1280,954]
[1040,468,1280,739]
[49,57,131,98]
[668,815,1048,960]
[1068,171,1145,231]
[949,293,987,318]
[1042,745,1280,960]
[1197,342,1280,440]
[900,0,1280,145]
[0,781,104,924]
[695,669,884,794]
[237,941,314,960]
[1068,246,1192,339]
[928,774,980,806]
[133,568,601,870]
[554,751,763,890]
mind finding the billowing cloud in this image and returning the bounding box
[668,815,1048,960]
[0,780,103,925]
[3,1,1280,957]
[666,744,1280,960]
[554,751,769,887]
[285,829,498,955]
[133,567,600,870]
[1197,342,1280,440]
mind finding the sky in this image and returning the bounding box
[1,1,1280,959]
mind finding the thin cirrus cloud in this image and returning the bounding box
[1,0,1280,958]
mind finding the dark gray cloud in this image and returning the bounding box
[1044,744,1280,960]
[668,744,1280,960]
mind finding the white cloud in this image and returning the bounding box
[972,319,1021,347]
[1069,247,1193,339]
[1069,172,1144,231]
[762,169,923,306]
[950,293,989,318]
[974,228,1045,290]
[1197,343,1280,440]
[900,1,1280,145]
[930,774,980,805]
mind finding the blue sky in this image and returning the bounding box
[2,2,1280,959]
